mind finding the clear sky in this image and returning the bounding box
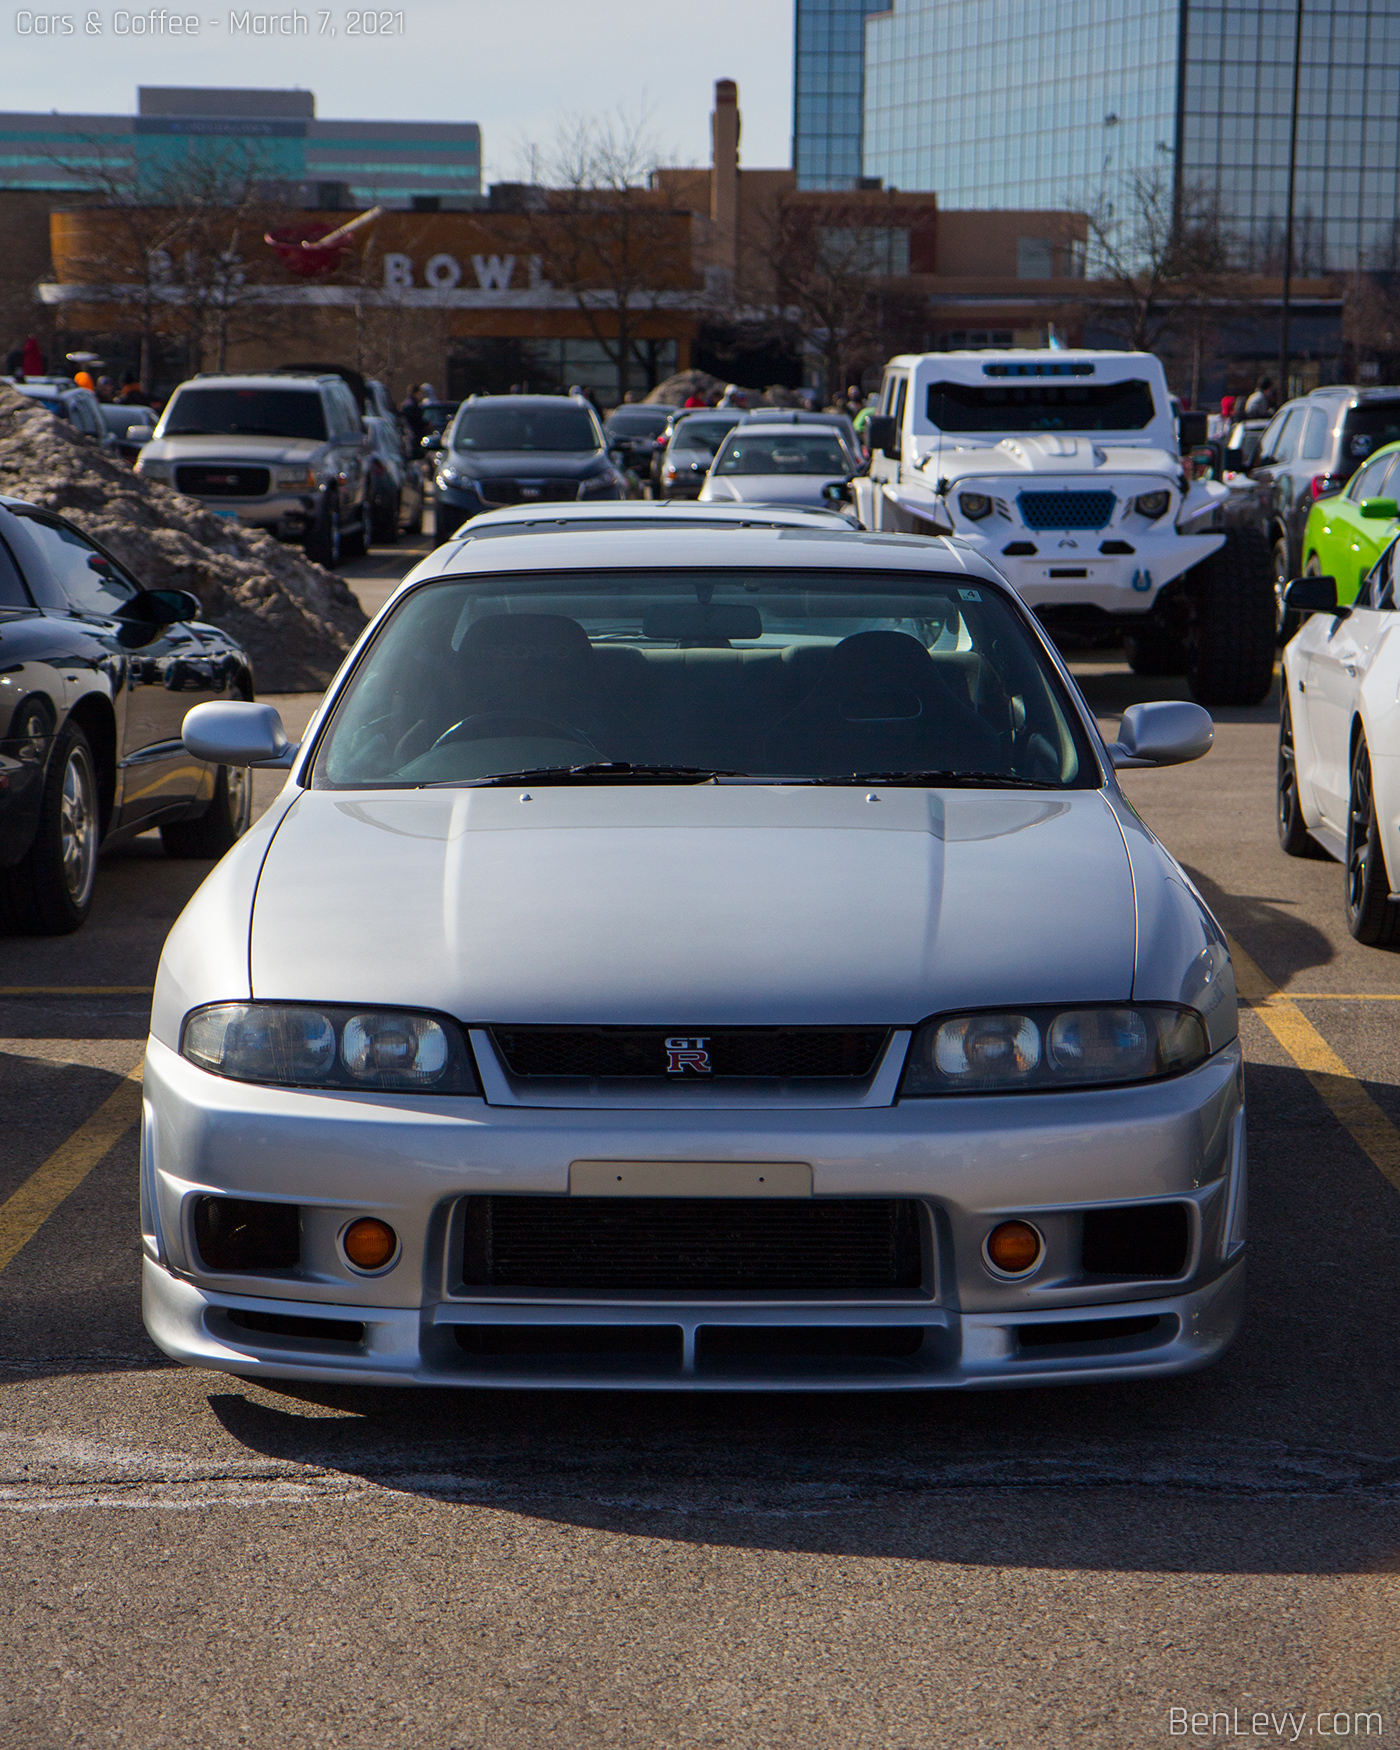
[2,0,796,181]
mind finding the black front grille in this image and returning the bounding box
[478,479,580,505]
[491,1026,889,1080]
[462,1195,923,1292]
[176,464,271,498]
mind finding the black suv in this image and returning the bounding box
[1247,385,1400,609]
[428,396,626,543]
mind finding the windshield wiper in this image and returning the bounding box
[431,762,747,788]
[811,770,1059,790]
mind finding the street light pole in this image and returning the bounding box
[1278,0,1304,402]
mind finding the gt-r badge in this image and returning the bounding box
[665,1036,712,1074]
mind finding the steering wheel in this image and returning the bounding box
[429,712,598,752]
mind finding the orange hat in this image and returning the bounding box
[74,370,95,390]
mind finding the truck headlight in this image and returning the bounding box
[275,466,316,489]
[1134,490,1171,519]
[181,1002,479,1093]
[135,460,172,482]
[900,1004,1207,1095]
[958,492,993,520]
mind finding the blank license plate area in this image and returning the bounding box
[569,1160,812,1198]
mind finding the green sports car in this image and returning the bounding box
[1301,438,1400,602]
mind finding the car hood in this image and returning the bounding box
[446,451,605,481]
[908,435,1180,478]
[701,476,847,507]
[141,435,325,466]
[249,785,1136,1024]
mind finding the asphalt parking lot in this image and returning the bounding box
[2,537,1399,1750]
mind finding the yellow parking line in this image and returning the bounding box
[0,1065,143,1273]
[0,986,152,996]
[1229,936,1400,1197]
[1284,992,1400,1000]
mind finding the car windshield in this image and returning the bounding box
[717,434,851,475]
[671,419,738,455]
[1339,403,1400,474]
[314,568,1094,790]
[452,405,599,452]
[161,388,327,441]
[925,379,1157,433]
[605,409,671,436]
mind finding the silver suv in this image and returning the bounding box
[134,372,371,566]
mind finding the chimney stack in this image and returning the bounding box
[711,78,740,274]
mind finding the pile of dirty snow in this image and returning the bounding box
[0,384,368,691]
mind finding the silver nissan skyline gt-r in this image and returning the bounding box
[142,527,1244,1390]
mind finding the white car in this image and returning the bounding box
[1277,540,1400,944]
[852,350,1276,708]
[699,424,857,509]
[143,526,1242,1392]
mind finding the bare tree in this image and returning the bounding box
[1077,168,1240,358]
[519,110,693,403]
[46,135,292,385]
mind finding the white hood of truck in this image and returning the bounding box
[248,784,1136,1025]
[910,434,1180,478]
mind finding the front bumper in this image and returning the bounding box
[0,740,50,866]
[140,1034,1246,1390]
[163,489,321,537]
[965,528,1225,614]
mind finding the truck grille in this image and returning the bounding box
[461,1195,924,1291]
[1017,490,1116,530]
[478,479,580,505]
[175,465,271,498]
[490,1026,889,1080]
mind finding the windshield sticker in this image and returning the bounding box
[959,588,982,602]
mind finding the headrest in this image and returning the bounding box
[456,613,593,663]
[819,630,937,682]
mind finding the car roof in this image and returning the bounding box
[447,502,861,540]
[398,524,999,592]
[462,394,592,409]
[174,374,335,391]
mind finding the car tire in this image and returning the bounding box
[1183,525,1277,708]
[370,486,399,545]
[1124,627,1186,677]
[160,761,252,860]
[1345,737,1400,946]
[0,721,100,936]
[341,502,368,560]
[304,493,341,567]
[1277,690,1326,858]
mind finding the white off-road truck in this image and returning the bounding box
[848,350,1275,706]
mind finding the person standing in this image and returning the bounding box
[1243,376,1274,416]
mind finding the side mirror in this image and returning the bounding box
[865,415,899,458]
[1359,497,1398,521]
[1177,410,1209,450]
[126,425,154,443]
[182,700,298,768]
[1109,700,1214,769]
[421,434,442,453]
[822,479,853,505]
[118,587,202,625]
[1283,575,1341,615]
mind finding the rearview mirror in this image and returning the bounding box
[1109,700,1214,769]
[1359,497,1398,520]
[1177,410,1208,450]
[1283,575,1340,614]
[183,701,298,768]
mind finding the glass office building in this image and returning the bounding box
[860,0,1400,272]
[794,0,892,188]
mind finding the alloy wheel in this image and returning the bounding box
[59,744,98,908]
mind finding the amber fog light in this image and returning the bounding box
[342,1218,398,1272]
[984,1220,1044,1278]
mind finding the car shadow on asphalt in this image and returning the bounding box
[1184,863,1340,985]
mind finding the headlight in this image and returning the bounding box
[958,492,993,520]
[181,1002,479,1093]
[579,470,620,495]
[900,1004,1207,1095]
[275,466,316,489]
[135,460,172,481]
[437,466,471,489]
[1134,490,1171,519]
